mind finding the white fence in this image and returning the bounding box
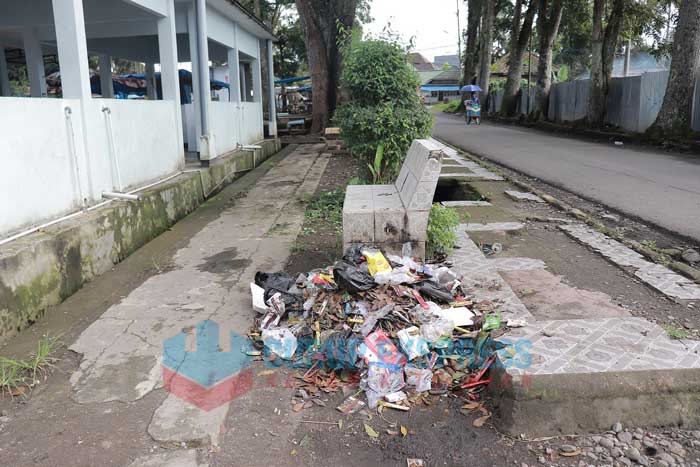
[0,97,183,237]
[489,71,700,133]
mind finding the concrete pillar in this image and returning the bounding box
[623,39,631,77]
[266,39,277,136]
[195,0,214,162]
[187,4,201,152]
[0,46,11,96]
[52,0,92,100]
[240,63,248,101]
[227,47,241,103]
[98,54,113,98]
[252,51,262,103]
[145,63,157,99]
[23,28,47,97]
[158,0,184,158]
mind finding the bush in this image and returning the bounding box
[335,38,433,183]
[427,203,460,258]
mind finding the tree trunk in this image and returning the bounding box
[458,0,483,112]
[587,0,624,127]
[652,0,700,134]
[462,0,482,85]
[535,0,563,119]
[295,0,357,133]
[502,0,538,116]
[477,0,495,104]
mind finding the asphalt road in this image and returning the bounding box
[433,112,700,242]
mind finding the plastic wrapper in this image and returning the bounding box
[365,364,405,396]
[397,326,430,360]
[332,260,375,294]
[417,280,454,303]
[483,313,501,331]
[262,327,297,359]
[361,248,392,276]
[420,318,454,342]
[412,301,444,323]
[432,266,458,285]
[373,270,415,285]
[405,366,432,393]
[360,304,393,336]
[266,292,285,316]
[359,329,407,368]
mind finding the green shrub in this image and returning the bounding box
[427,203,460,258]
[335,38,433,183]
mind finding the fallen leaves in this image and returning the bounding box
[364,423,379,438]
[472,414,491,428]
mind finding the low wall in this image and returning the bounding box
[0,97,184,238]
[0,138,281,343]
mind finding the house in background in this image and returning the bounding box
[433,54,459,70]
[575,50,669,80]
[419,68,460,104]
[0,0,278,240]
[408,52,436,71]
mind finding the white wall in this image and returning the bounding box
[0,97,83,235]
[0,97,183,237]
[236,27,259,58]
[210,101,241,155]
[240,101,263,144]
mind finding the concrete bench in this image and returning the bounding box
[342,139,445,258]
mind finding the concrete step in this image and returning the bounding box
[449,225,700,436]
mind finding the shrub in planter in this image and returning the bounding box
[335,38,432,183]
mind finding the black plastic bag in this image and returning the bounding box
[333,260,375,294]
[255,272,295,292]
[341,245,367,265]
[263,288,302,311]
[417,280,454,303]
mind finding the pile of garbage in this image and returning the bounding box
[248,244,509,413]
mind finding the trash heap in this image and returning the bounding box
[248,244,509,414]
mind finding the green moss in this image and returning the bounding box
[0,269,61,336]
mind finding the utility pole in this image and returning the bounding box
[527,32,532,114]
[457,0,462,75]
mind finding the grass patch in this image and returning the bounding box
[431,100,461,113]
[0,335,60,397]
[304,189,345,234]
[663,324,690,340]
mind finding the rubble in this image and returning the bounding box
[248,243,509,416]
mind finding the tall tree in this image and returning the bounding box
[651,0,700,135]
[295,0,359,133]
[462,0,483,85]
[477,0,496,98]
[587,0,625,127]
[501,0,538,116]
[535,0,564,118]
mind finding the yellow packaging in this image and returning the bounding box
[362,249,392,276]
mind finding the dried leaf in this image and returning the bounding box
[560,448,582,457]
[387,429,399,435]
[461,402,481,410]
[257,370,275,376]
[299,434,310,448]
[400,425,408,437]
[364,423,379,438]
[292,402,305,412]
[338,419,343,430]
[473,414,491,428]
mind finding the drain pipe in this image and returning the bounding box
[64,106,86,208]
[101,106,124,192]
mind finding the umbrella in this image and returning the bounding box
[460,85,482,92]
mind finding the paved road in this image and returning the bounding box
[433,112,700,242]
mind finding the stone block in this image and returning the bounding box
[398,171,418,207]
[374,207,406,243]
[406,181,438,211]
[342,210,374,245]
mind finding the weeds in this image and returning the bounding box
[663,324,690,340]
[305,189,345,234]
[0,335,60,397]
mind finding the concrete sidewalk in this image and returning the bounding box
[0,143,329,467]
[433,112,700,241]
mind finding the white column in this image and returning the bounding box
[98,54,113,98]
[145,63,157,99]
[52,0,91,100]
[0,46,11,96]
[227,47,241,103]
[195,0,214,161]
[158,0,184,158]
[240,64,247,101]
[266,39,277,137]
[252,52,262,103]
[187,4,201,153]
[23,28,47,97]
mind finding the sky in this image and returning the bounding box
[365,0,464,62]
